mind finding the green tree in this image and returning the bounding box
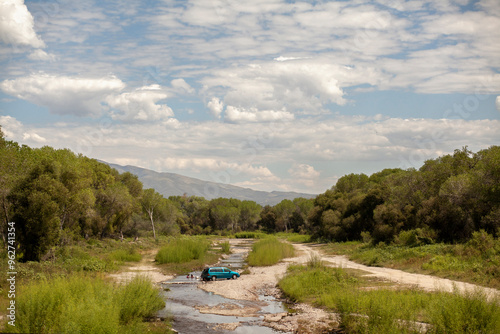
[8,160,66,261]
[238,200,261,231]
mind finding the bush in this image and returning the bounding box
[13,274,165,333]
[247,237,294,266]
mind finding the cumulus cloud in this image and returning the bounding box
[106,86,174,121]
[0,74,125,117]
[207,97,224,119]
[496,96,500,111]
[0,0,45,48]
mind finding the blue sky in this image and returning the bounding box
[0,0,499,195]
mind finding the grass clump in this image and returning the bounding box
[218,240,231,254]
[247,237,294,266]
[12,275,165,334]
[155,236,210,264]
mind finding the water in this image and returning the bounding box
[157,240,289,333]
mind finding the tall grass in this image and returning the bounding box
[109,247,142,262]
[278,264,500,333]
[247,237,295,266]
[155,237,210,264]
[234,231,268,239]
[218,240,231,254]
[275,232,312,243]
[12,275,165,334]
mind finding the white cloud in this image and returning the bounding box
[207,97,224,119]
[225,106,294,123]
[0,74,125,117]
[27,49,56,61]
[289,164,320,180]
[496,96,500,111]
[0,115,22,138]
[22,131,46,143]
[2,114,498,193]
[203,59,385,116]
[170,78,194,94]
[0,0,45,48]
[106,86,174,121]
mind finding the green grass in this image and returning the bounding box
[10,275,166,334]
[155,236,211,264]
[322,232,500,289]
[108,248,142,262]
[247,237,295,266]
[278,264,500,333]
[275,232,312,243]
[234,231,268,239]
[218,240,231,254]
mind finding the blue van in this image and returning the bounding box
[201,267,240,281]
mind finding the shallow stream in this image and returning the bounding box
[157,240,289,333]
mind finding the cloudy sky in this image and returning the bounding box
[0,0,499,195]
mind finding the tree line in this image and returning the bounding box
[1,125,498,261]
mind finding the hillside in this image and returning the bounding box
[106,162,316,206]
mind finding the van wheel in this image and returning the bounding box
[232,274,237,279]
[211,276,217,281]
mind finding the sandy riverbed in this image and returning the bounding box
[109,240,499,333]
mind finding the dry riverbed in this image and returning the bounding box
[109,240,499,333]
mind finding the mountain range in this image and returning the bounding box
[106,162,317,206]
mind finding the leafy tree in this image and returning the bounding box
[274,199,295,232]
[259,205,277,232]
[238,200,261,231]
[8,160,66,261]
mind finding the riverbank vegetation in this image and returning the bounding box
[12,275,167,334]
[323,229,500,289]
[279,262,500,333]
[247,237,295,266]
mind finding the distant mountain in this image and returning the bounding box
[106,162,317,206]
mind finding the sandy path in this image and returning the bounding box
[294,243,499,299]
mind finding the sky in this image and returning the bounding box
[0,0,499,196]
